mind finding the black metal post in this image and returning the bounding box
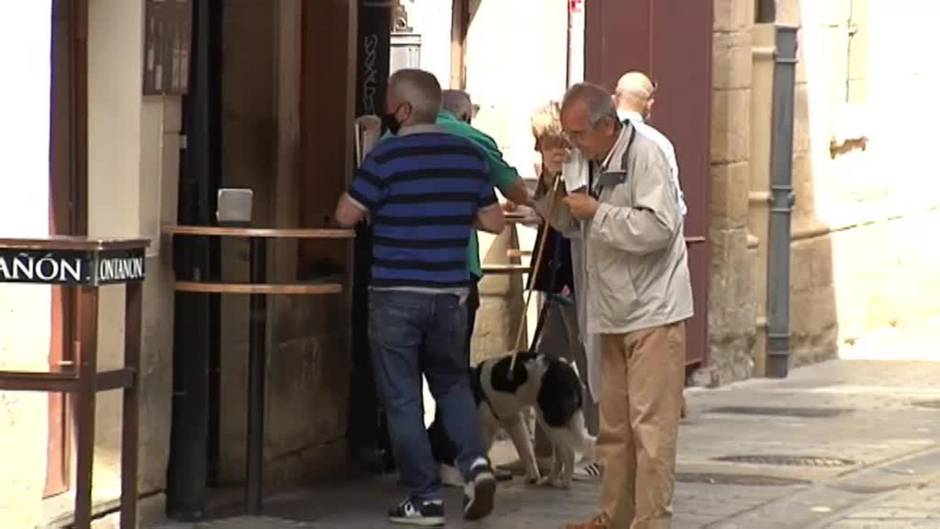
[246,237,268,512]
[349,0,394,473]
[767,25,799,378]
[168,0,219,518]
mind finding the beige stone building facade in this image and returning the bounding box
[710,0,940,383]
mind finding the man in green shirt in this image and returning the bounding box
[438,90,530,352]
[426,91,529,486]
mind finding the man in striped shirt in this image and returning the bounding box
[335,69,504,526]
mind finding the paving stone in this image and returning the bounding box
[154,361,940,529]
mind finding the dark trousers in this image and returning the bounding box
[465,279,480,363]
[427,279,480,466]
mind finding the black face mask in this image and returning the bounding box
[382,103,406,135]
[382,112,401,135]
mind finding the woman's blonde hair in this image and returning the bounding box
[530,101,566,146]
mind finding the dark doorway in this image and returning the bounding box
[167,0,360,518]
[344,0,394,474]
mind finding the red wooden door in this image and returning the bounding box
[585,0,713,367]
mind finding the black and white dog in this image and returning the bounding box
[428,351,595,488]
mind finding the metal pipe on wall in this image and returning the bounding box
[766,25,799,378]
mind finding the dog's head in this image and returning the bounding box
[484,351,550,397]
[519,351,552,381]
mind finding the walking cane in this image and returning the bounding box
[508,173,563,375]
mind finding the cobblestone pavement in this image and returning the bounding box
[154,360,940,529]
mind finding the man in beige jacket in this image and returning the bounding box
[535,83,693,529]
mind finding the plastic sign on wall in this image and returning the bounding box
[143,0,192,95]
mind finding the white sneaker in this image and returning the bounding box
[573,459,602,482]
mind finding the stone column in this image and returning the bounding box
[474,228,526,363]
[708,0,758,383]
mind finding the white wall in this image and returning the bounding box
[82,1,178,522]
[404,0,452,84]
[783,0,940,354]
[0,2,53,526]
[463,0,569,343]
[464,0,569,179]
[406,0,570,171]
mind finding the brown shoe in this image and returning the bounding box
[563,513,610,529]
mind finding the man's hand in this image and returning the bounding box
[334,194,368,227]
[504,178,532,207]
[562,193,599,220]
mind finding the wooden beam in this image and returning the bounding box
[175,281,344,295]
[450,0,468,89]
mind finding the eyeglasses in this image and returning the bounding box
[563,113,617,143]
[564,129,590,143]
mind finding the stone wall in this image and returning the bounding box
[708,0,758,383]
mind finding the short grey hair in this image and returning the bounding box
[388,69,442,124]
[442,89,473,119]
[562,82,619,128]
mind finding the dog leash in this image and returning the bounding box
[508,173,563,375]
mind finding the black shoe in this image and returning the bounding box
[463,458,496,521]
[493,467,513,482]
[388,498,445,527]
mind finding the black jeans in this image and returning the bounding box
[464,279,481,364]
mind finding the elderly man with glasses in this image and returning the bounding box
[535,83,693,529]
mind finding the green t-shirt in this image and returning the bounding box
[435,110,521,279]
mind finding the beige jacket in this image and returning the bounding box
[536,123,693,335]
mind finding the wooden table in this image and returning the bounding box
[162,225,352,514]
[0,236,149,529]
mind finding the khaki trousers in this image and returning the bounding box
[597,322,686,529]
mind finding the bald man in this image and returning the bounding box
[614,71,687,217]
[534,83,693,529]
[335,69,499,525]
